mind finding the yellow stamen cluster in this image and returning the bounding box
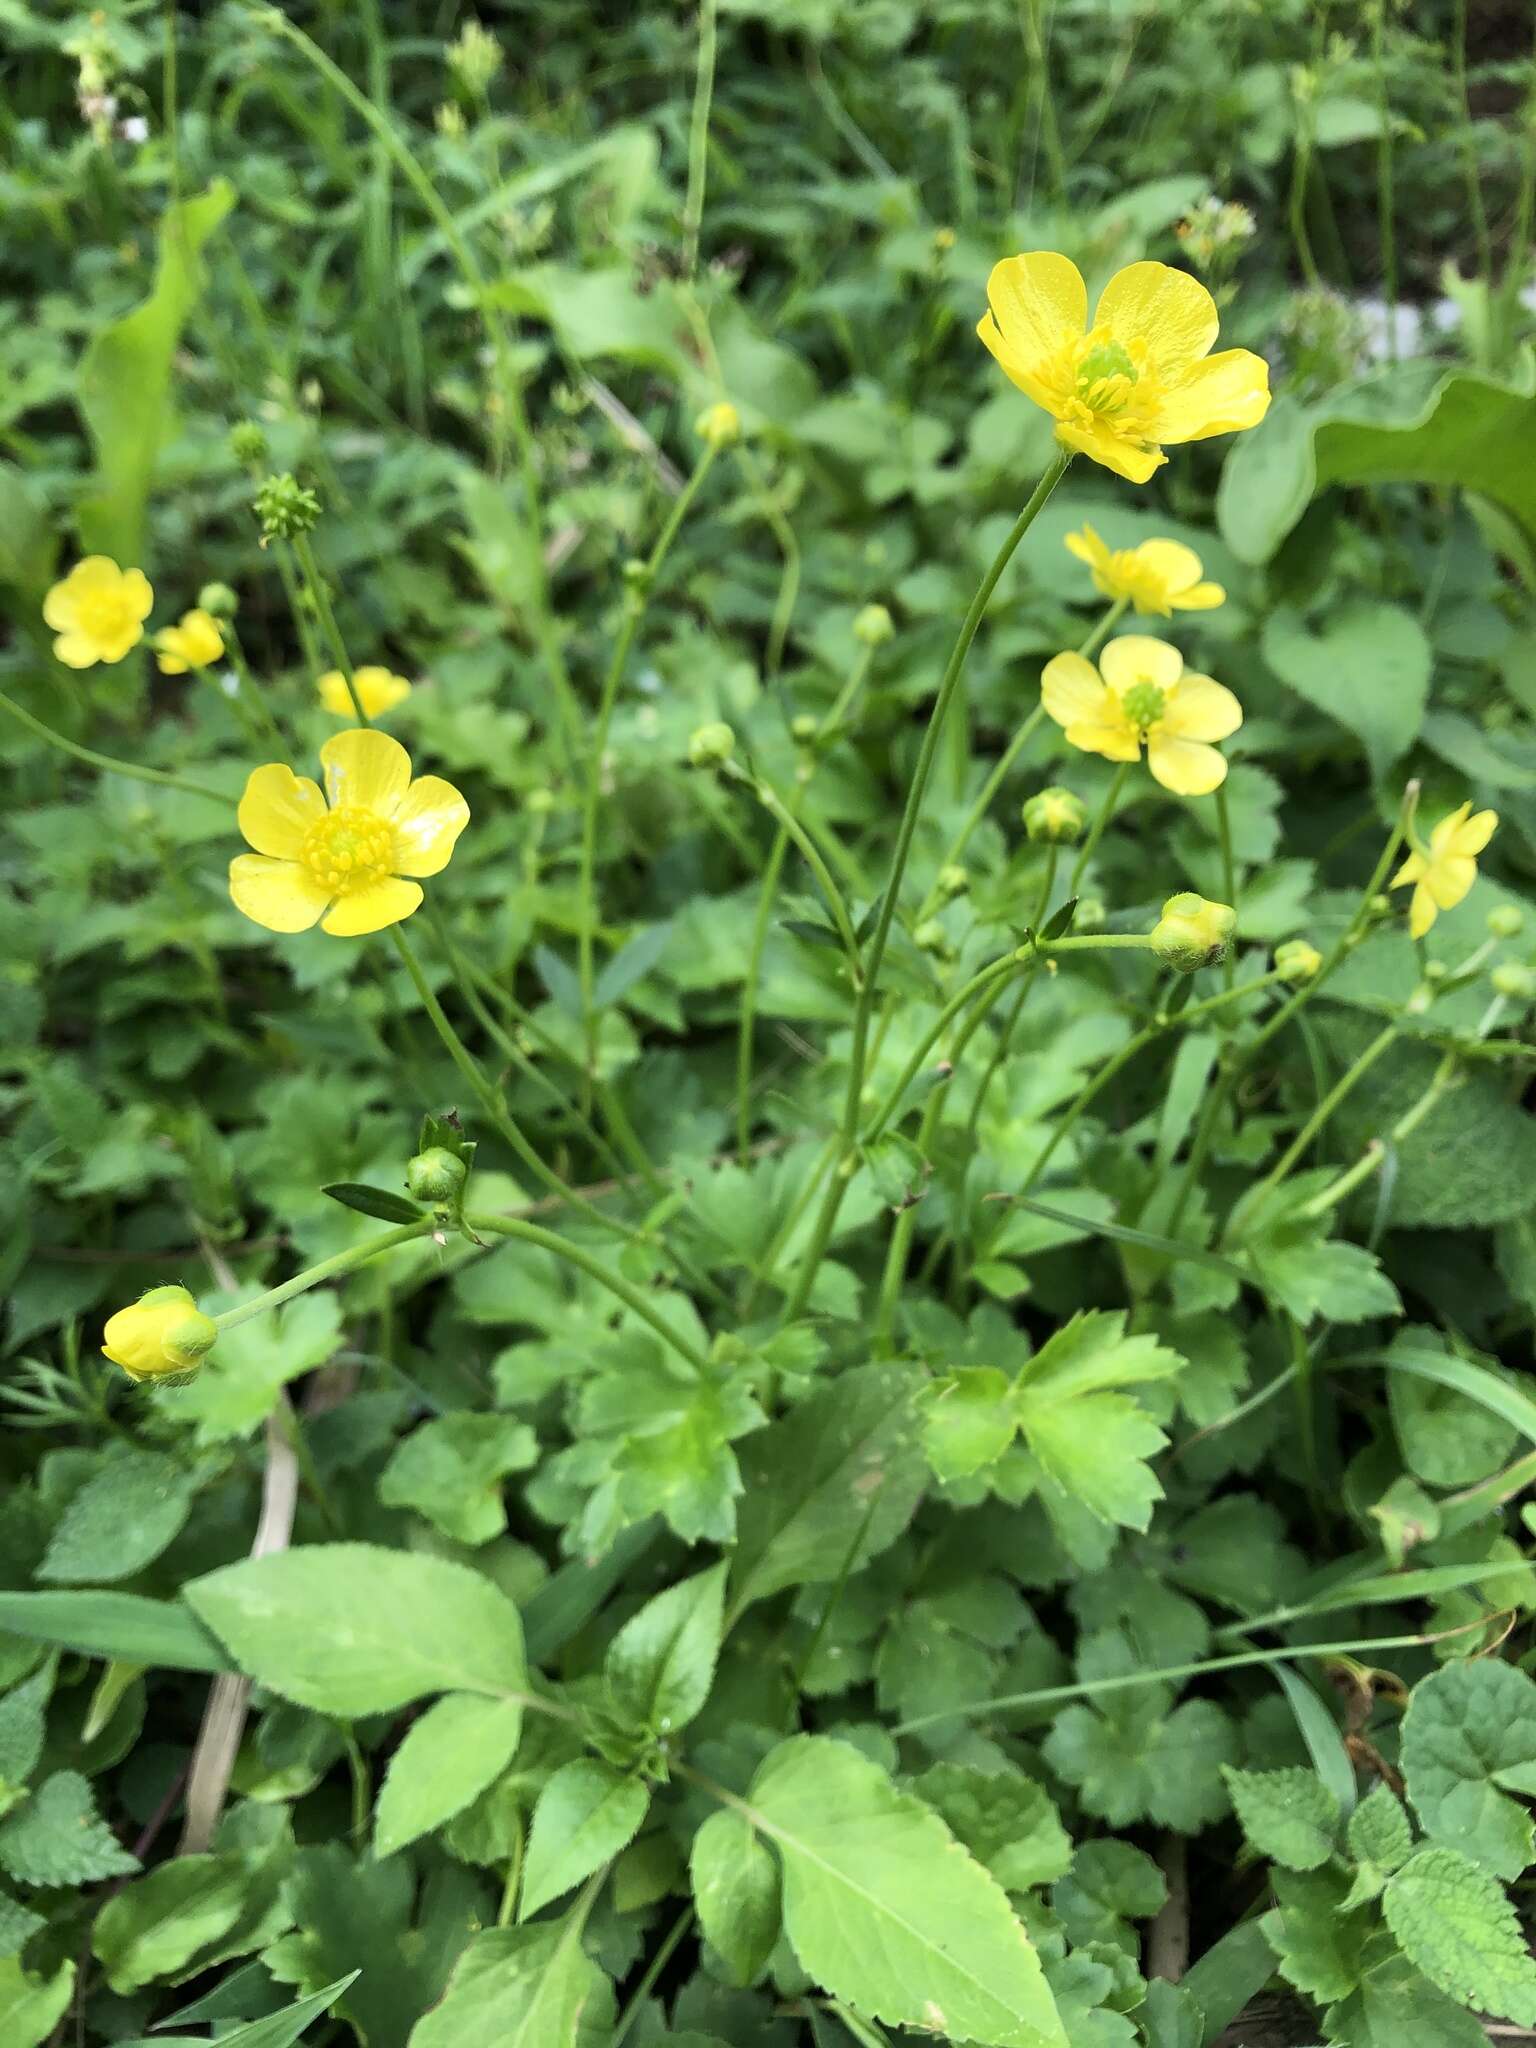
[299,805,397,896]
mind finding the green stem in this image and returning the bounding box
[680,0,717,279]
[1068,759,1132,897]
[465,1212,710,1373]
[1297,1047,1458,1220]
[0,689,229,804]
[728,765,861,967]
[862,951,1026,1147]
[738,822,792,1166]
[496,1812,525,1929]
[289,532,370,725]
[611,1907,695,2048]
[780,451,1072,1321]
[741,1136,838,1316]
[1289,102,1323,289]
[1371,1,1398,360]
[1249,1020,1399,1207]
[213,1219,436,1333]
[1453,0,1494,285]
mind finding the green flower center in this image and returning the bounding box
[1121,681,1167,729]
[1077,339,1138,391]
[300,805,396,895]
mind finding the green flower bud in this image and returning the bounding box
[253,472,321,541]
[102,1284,218,1385]
[1022,785,1087,845]
[197,581,239,619]
[1488,905,1525,939]
[1492,962,1536,1000]
[937,864,969,898]
[406,1146,468,1204]
[853,603,895,647]
[791,713,819,743]
[1150,893,1237,972]
[1274,938,1322,984]
[913,918,949,956]
[229,421,269,468]
[526,788,556,815]
[688,721,735,767]
[695,401,741,450]
[1422,959,1449,984]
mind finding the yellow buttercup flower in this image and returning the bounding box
[1041,634,1241,796]
[43,556,154,668]
[318,666,413,719]
[977,253,1271,483]
[230,728,469,938]
[1391,802,1498,940]
[102,1285,217,1384]
[1064,524,1225,616]
[154,608,225,675]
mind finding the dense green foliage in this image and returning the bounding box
[4,2,1536,2045]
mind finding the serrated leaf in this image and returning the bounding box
[1222,1765,1339,1870]
[1043,1694,1236,1832]
[1383,1846,1536,2023]
[185,1544,526,1716]
[1348,1783,1413,1875]
[38,1450,197,1585]
[406,1920,613,2048]
[0,1771,138,1885]
[322,1183,426,1225]
[921,1368,1017,1482]
[1400,1659,1536,1879]
[519,1760,649,1921]
[604,1564,725,1739]
[1018,1393,1167,1531]
[1322,1933,1490,2047]
[1263,1866,1366,2002]
[689,1808,780,1987]
[374,1694,525,1860]
[912,1764,1072,1893]
[746,1734,1066,2046]
[378,1414,538,1546]
[0,1891,44,1959]
[0,1668,50,1786]
[92,1851,254,1991]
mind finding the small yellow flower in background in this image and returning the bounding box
[695,400,741,450]
[102,1285,217,1384]
[977,253,1271,483]
[1041,634,1242,796]
[1391,802,1498,940]
[1151,893,1236,971]
[154,608,225,675]
[43,556,154,668]
[230,727,469,938]
[317,666,413,719]
[1065,524,1225,616]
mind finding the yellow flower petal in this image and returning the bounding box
[1146,733,1228,796]
[1054,416,1165,484]
[392,775,471,878]
[1174,580,1226,611]
[238,764,328,858]
[320,875,424,936]
[1064,526,1110,574]
[1448,806,1497,858]
[1066,718,1142,764]
[1392,851,1426,887]
[1409,881,1437,939]
[1094,262,1219,376]
[320,727,412,814]
[1154,349,1271,443]
[1424,855,1477,910]
[981,252,1087,371]
[1042,651,1117,731]
[52,631,102,670]
[121,568,154,622]
[1099,635,1184,696]
[1134,539,1204,598]
[1161,672,1242,744]
[318,667,412,719]
[229,854,330,932]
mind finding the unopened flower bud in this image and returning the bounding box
[253,471,320,541]
[1150,893,1236,972]
[229,421,269,468]
[853,603,894,647]
[1492,962,1536,1000]
[526,787,556,815]
[1488,905,1525,939]
[695,401,741,450]
[1422,959,1449,984]
[791,713,818,743]
[1274,938,1322,984]
[406,1146,468,1204]
[937,864,968,898]
[688,721,735,767]
[914,918,949,956]
[102,1285,217,1385]
[1022,786,1086,845]
[197,581,239,619]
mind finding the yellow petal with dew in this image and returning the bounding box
[1041,651,1116,730]
[320,875,424,937]
[982,252,1087,368]
[1146,733,1228,796]
[392,775,470,878]
[1099,634,1184,696]
[1093,261,1219,376]
[229,855,330,932]
[1154,349,1271,443]
[320,727,412,815]
[1161,671,1242,744]
[238,764,328,858]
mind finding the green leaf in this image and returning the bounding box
[1400,1659,1536,1879]
[519,1760,650,1921]
[406,1920,614,2048]
[1242,1192,1402,1327]
[746,1734,1066,2047]
[1138,1978,1203,2048]
[0,1592,229,1674]
[322,1183,426,1225]
[689,1808,781,1988]
[921,1367,1017,1482]
[0,1955,73,2048]
[1385,1333,1529,1476]
[912,1763,1072,1892]
[730,1364,927,1612]
[1323,1934,1489,2048]
[185,1544,526,1716]
[1221,1765,1339,1871]
[0,1771,139,1885]
[0,463,58,613]
[173,1294,345,1446]
[1180,1917,1278,2041]
[1016,1312,1186,1401]
[38,1450,197,1585]
[373,1694,525,1860]
[1349,1783,1414,1876]
[378,1415,538,1546]
[1382,1845,1536,2022]
[76,182,235,563]
[1017,1393,1167,1531]
[92,1851,254,1992]
[1261,601,1429,781]
[0,1668,49,1787]
[604,1563,726,1738]
[197,1975,362,2048]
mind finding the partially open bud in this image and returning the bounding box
[1150,893,1236,971]
[1022,786,1086,845]
[102,1285,217,1385]
[197,581,239,619]
[253,471,321,541]
[695,401,741,450]
[688,721,735,767]
[1488,905,1525,940]
[1274,938,1322,984]
[853,603,895,647]
[406,1146,468,1204]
